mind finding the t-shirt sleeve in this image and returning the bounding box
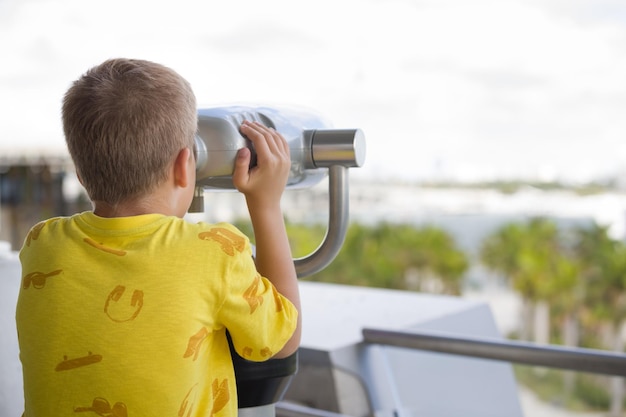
[214,226,298,362]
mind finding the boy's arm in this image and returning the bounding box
[232,121,301,358]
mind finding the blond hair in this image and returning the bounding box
[62,58,197,204]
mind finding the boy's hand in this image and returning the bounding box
[233,121,291,206]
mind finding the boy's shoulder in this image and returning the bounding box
[22,216,66,246]
[162,217,246,237]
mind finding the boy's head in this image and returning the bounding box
[62,58,197,205]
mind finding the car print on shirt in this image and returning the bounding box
[198,227,246,256]
[243,274,264,314]
[178,383,199,417]
[74,397,127,417]
[183,327,210,361]
[55,352,103,372]
[210,378,229,416]
[25,221,46,247]
[22,269,62,289]
[84,238,127,256]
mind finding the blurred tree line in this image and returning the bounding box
[234,220,470,294]
[236,217,626,414]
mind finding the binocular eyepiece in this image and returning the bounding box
[194,106,366,191]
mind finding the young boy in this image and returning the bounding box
[16,58,301,417]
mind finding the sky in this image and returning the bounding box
[1,0,626,183]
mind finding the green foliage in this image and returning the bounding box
[573,224,626,326]
[479,218,626,339]
[573,375,612,410]
[515,366,612,411]
[233,219,327,258]
[304,222,468,295]
[233,218,469,294]
[479,218,579,303]
[484,219,626,412]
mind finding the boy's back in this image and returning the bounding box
[17,213,296,416]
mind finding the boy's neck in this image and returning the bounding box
[92,196,176,218]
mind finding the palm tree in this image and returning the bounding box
[479,218,578,343]
[480,220,535,340]
[573,223,626,417]
[404,225,468,295]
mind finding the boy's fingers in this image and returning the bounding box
[240,121,289,159]
[268,127,289,154]
[240,121,270,155]
[232,147,251,189]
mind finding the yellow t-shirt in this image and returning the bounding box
[16,212,298,417]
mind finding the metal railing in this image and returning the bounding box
[274,328,626,417]
[362,327,626,377]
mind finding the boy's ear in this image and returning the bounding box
[173,148,192,188]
